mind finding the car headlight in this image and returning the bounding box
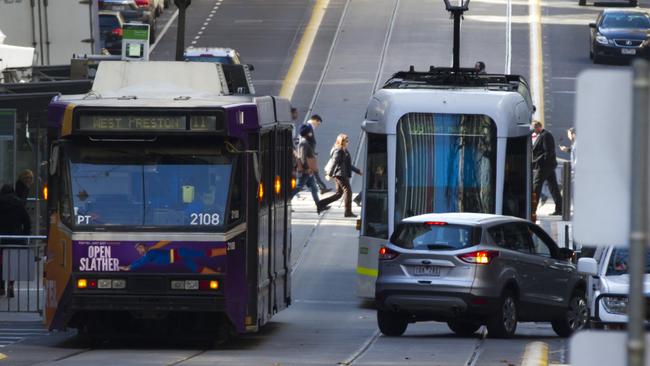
[602,296,628,315]
[596,34,609,45]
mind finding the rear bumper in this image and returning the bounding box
[70,294,226,312]
[593,42,650,59]
[376,290,499,320]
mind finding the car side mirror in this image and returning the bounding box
[578,257,598,276]
[589,22,597,28]
[558,247,574,260]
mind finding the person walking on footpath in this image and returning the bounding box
[0,184,31,297]
[318,134,363,218]
[292,125,330,215]
[532,121,562,215]
[304,114,332,194]
[559,127,577,173]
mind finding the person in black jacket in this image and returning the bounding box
[15,169,34,205]
[532,121,562,215]
[319,133,363,217]
[0,184,31,297]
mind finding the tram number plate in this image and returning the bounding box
[622,48,636,55]
[413,266,440,276]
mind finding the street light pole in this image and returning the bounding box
[442,0,470,76]
[174,0,192,61]
[628,59,649,366]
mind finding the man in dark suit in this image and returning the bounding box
[532,121,562,215]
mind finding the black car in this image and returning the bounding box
[590,9,650,63]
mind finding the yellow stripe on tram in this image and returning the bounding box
[356,266,378,278]
[169,249,174,264]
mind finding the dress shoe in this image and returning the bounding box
[353,195,362,207]
[317,204,331,215]
[320,187,332,195]
[344,212,357,218]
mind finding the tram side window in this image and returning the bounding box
[503,136,528,219]
[59,160,74,226]
[363,133,388,239]
[259,132,272,209]
[228,156,243,225]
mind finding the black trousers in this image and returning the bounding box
[318,176,353,214]
[533,167,562,212]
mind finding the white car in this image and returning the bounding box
[578,246,650,329]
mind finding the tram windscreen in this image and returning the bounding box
[395,113,496,227]
[66,144,233,228]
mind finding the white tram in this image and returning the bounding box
[356,68,535,298]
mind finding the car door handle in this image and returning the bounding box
[421,260,432,265]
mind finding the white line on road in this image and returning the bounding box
[554,91,576,94]
[149,9,180,53]
[464,326,488,366]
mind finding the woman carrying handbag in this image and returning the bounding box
[318,134,362,217]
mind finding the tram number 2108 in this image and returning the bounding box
[190,213,221,226]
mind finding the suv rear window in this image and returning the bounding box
[390,223,480,250]
[99,15,120,29]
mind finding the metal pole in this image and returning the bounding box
[174,0,192,61]
[452,10,461,72]
[628,59,649,366]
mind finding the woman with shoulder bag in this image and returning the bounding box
[318,133,362,217]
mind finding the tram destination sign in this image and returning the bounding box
[77,114,221,132]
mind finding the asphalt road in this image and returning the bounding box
[3,0,645,364]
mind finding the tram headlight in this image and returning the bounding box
[77,279,88,289]
[98,279,112,289]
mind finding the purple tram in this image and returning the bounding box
[44,61,294,339]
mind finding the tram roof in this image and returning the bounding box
[55,60,259,108]
[363,87,532,138]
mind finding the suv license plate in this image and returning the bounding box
[622,48,636,55]
[413,266,440,276]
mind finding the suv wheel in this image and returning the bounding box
[377,310,408,337]
[447,321,481,336]
[552,291,588,337]
[487,291,518,338]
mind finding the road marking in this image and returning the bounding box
[530,0,545,124]
[149,8,180,53]
[197,31,203,35]
[554,91,576,94]
[521,342,549,366]
[0,353,6,360]
[279,0,330,99]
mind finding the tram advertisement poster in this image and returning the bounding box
[73,240,227,273]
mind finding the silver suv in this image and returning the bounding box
[375,213,588,338]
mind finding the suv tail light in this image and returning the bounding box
[458,250,499,264]
[135,0,150,6]
[379,246,399,260]
[112,28,123,37]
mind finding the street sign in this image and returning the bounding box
[121,23,150,61]
[573,69,632,246]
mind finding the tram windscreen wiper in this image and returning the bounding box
[426,243,457,250]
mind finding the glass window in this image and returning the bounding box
[503,136,529,218]
[66,144,233,229]
[488,223,531,254]
[184,56,234,64]
[395,113,496,228]
[602,13,650,29]
[363,133,388,239]
[99,15,120,30]
[606,249,650,275]
[391,222,479,251]
[530,229,551,257]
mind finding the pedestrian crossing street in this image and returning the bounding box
[0,321,48,348]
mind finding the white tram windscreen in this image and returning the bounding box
[395,113,497,227]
